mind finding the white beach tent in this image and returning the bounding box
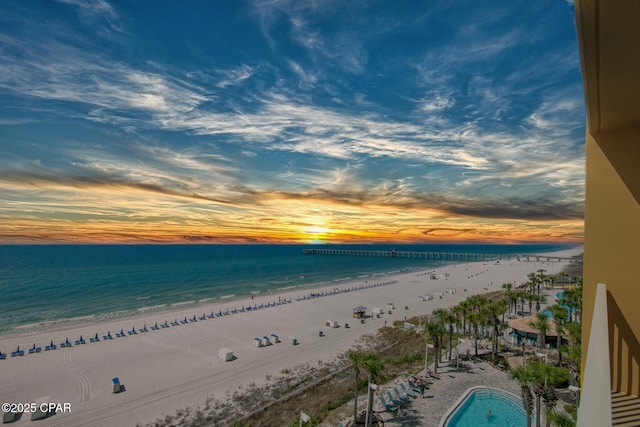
[218,348,234,361]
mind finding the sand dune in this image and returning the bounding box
[0,247,581,426]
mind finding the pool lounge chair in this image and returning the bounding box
[379,396,398,412]
[400,382,418,398]
[394,386,411,401]
[112,377,123,393]
[386,391,407,407]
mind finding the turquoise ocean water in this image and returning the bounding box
[0,244,576,334]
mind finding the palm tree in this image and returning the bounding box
[530,313,550,351]
[512,365,535,427]
[426,320,446,373]
[502,282,514,315]
[362,353,384,427]
[348,351,365,423]
[548,304,568,364]
[432,308,449,363]
[484,299,508,357]
[546,409,576,427]
[513,360,570,427]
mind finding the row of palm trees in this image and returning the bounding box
[425,293,509,370]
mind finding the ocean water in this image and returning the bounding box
[0,244,575,334]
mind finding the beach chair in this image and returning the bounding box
[379,396,398,412]
[271,333,280,343]
[394,386,411,401]
[0,351,7,360]
[386,391,406,407]
[151,322,159,331]
[199,313,206,321]
[140,324,148,333]
[400,383,418,398]
[127,327,137,335]
[90,333,100,343]
[45,340,57,351]
[112,377,123,393]
[171,318,179,326]
[116,329,125,338]
[180,316,188,324]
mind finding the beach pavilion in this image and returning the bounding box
[507,316,559,349]
[352,306,367,319]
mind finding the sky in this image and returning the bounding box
[0,0,585,245]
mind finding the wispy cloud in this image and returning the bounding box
[0,0,586,243]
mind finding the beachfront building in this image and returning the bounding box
[575,1,640,426]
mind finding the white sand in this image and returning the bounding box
[0,247,582,426]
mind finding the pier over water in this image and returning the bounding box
[303,248,577,263]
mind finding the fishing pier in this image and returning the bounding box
[302,248,577,263]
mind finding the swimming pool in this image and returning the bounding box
[439,386,530,427]
[541,292,572,319]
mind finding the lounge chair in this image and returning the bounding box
[127,327,137,335]
[45,340,57,351]
[0,351,7,360]
[90,333,100,342]
[379,396,398,412]
[60,338,71,348]
[394,386,411,401]
[140,324,148,333]
[400,382,418,398]
[199,313,206,321]
[151,322,159,331]
[11,346,25,357]
[116,329,125,338]
[29,343,42,354]
[386,391,407,406]
[112,377,123,393]
[180,317,188,324]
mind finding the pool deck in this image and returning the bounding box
[377,358,522,426]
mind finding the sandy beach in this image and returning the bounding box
[0,247,582,426]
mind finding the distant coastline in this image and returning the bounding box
[0,243,581,335]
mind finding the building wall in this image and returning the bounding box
[583,129,640,396]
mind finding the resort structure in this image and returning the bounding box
[575,0,640,425]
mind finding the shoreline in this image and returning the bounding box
[0,246,582,427]
[1,246,582,339]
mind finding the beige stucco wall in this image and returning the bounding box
[583,129,640,396]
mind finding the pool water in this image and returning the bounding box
[442,387,529,427]
[541,292,573,319]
